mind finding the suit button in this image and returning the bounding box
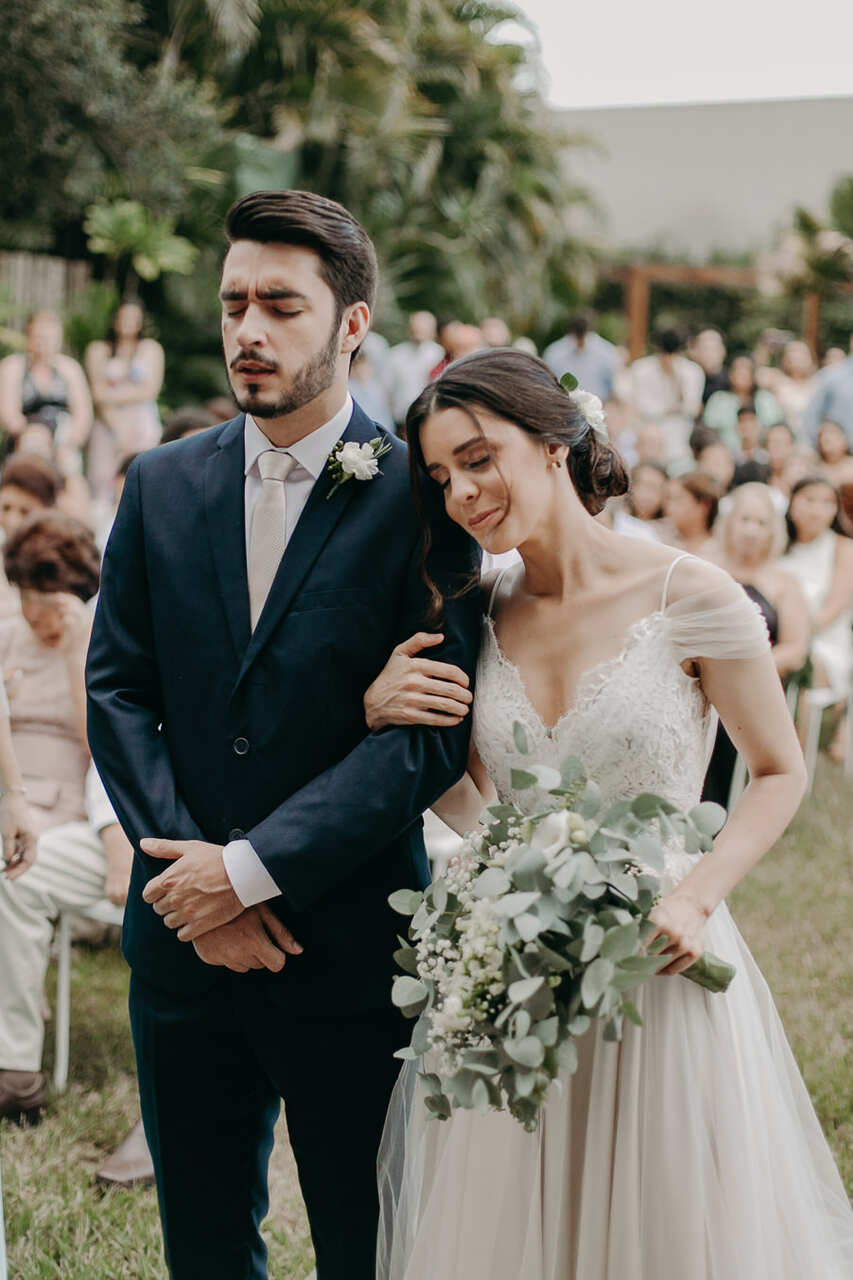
[233,737,250,756]
[228,828,245,841]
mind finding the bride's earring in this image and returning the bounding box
[547,455,562,470]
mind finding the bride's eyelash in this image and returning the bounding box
[437,455,491,491]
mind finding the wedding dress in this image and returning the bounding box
[377,555,853,1279]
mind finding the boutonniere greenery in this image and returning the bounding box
[325,437,393,500]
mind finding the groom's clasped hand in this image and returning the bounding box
[140,837,303,970]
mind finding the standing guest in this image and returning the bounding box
[85,301,164,500]
[0,311,92,453]
[696,440,736,495]
[822,346,847,368]
[732,404,771,487]
[690,327,728,403]
[758,340,817,438]
[611,462,667,541]
[430,321,484,379]
[704,355,783,454]
[349,348,395,432]
[815,419,853,489]
[388,313,442,429]
[0,512,99,834]
[0,456,61,621]
[765,421,799,499]
[543,311,619,402]
[480,317,511,349]
[784,476,853,762]
[160,405,218,446]
[663,470,719,556]
[702,484,810,804]
[800,335,853,446]
[617,327,705,465]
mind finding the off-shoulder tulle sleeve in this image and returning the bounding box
[664,580,771,663]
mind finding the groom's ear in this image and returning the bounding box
[340,301,371,357]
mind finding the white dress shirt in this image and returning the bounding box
[223,395,354,907]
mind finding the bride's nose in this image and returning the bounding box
[449,470,480,503]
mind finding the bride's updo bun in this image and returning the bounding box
[406,347,629,516]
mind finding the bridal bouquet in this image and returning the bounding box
[390,726,734,1131]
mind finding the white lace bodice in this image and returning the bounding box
[471,557,770,887]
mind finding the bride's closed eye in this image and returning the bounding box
[436,455,492,491]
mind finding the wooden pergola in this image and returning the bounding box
[610,262,826,361]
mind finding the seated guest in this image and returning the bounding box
[704,354,783,453]
[611,462,667,541]
[702,484,810,804]
[784,476,853,763]
[0,512,99,833]
[696,440,736,495]
[0,455,61,621]
[732,404,771,487]
[0,311,92,455]
[662,470,719,556]
[0,766,133,1123]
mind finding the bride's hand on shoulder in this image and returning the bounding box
[364,632,473,730]
[647,891,709,977]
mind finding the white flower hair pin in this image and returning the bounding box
[325,437,393,501]
[559,371,610,443]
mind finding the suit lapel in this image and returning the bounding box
[234,403,382,689]
[204,415,251,659]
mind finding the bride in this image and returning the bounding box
[365,349,853,1279]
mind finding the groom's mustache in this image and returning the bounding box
[231,349,280,374]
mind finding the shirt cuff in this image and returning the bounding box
[222,839,282,907]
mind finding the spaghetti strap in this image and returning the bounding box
[660,553,692,611]
[487,568,509,618]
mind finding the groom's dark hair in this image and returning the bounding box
[225,190,378,319]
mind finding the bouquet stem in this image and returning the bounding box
[682,951,735,993]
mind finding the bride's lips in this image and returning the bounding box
[468,508,501,532]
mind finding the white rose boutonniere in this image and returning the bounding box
[325,436,393,500]
[559,371,610,443]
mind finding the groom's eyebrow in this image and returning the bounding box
[219,284,310,302]
[426,437,486,472]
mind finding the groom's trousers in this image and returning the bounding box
[130,972,407,1279]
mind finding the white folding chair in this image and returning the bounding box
[54,900,125,1094]
[800,685,853,796]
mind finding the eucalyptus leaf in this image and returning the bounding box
[471,1078,491,1112]
[689,801,727,838]
[393,945,419,976]
[392,975,428,1016]
[512,721,530,754]
[599,921,640,963]
[533,1016,559,1046]
[513,1009,532,1038]
[580,923,604,961]
[580,957,616,1008]
[506,1035,545,1068]
[516,912,543,942]
[527,764,562,790]
[555,1037,578,1074]
[622,999,643,1026]
[495,891,541,918]
[511,768,539,791]
[508,975,545,1004]
[473,866,512,898]
[388,888,423,916]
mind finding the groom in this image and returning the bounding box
[86,190,480,1279]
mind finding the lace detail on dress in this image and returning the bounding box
[473,583,771,891]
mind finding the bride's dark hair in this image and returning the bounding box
[406,347,630,621]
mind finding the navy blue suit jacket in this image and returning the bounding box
[86,403,481,1006]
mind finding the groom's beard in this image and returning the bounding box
[228,321,340,419]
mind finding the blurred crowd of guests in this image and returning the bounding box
[0,296,851,1182]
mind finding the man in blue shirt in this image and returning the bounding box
[802,336,853,445]
[542,311,619,401]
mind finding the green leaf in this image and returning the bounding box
[473,866,511,898]
[471,1078,491,1112]
[599,921,641,963]
[508,975,545,1004]
[430,881,448,913]
[393,946,419,976]
[567,1014,590,1036]
[516,912,543,942]
[506,1035,545,1068]
[689,802,727,838]
[391,975,428,1016]
[533,1016,559,1046]
[513,1009,532,1038]
[494,891,540,918]
[580,923,604,961]
[527,764,562,790]
[512,721,529,754]
[511,768,539,790]
[560,756,586,790]
[578,781,601,818]
[555,1037,578,1073]
[580,957,616,1008]
[559,370,579,391]
[622,999,643,1027]
[388,888,423,916]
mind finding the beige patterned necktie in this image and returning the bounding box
[248,450,297,630]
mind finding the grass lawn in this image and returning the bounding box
[2,760,851,1277]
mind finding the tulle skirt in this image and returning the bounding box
[377,901,853,1279]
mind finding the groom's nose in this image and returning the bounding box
[234,305,268,351]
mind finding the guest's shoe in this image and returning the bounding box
[95,1119,155,1188]
[0,1069,46,1123]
